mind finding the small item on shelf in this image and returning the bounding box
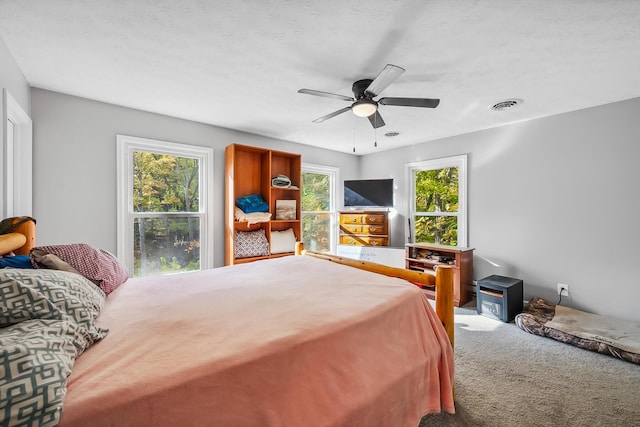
[235,194,269,213]
[416,249,430,259]
[417,250,443,261]
[234,207,272,225]
[275,200,296,220]
[271,175,291,188]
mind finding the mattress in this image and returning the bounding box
[59,255,454,426]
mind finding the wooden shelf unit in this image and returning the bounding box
[405,243,474,307]
[339,211,389,247]
[225,144,301,265]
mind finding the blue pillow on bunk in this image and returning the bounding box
[0,255,34,269]
[236,194,269,213]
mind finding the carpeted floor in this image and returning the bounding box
[420,302,640,427]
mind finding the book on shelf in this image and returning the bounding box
[275,199,296,220]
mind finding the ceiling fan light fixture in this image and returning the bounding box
[351,99,377,117]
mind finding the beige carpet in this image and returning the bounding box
[420,302,640,427]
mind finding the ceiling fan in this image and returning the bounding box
[298,64,440,129]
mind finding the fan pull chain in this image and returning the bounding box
[374,115,378,148]
[352,123,356,153]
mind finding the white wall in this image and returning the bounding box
[0,36,31,216]
[361,98,640,322]
[30,88,359,268]
[0,37,29,114]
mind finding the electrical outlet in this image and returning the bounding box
[557,283,569,297]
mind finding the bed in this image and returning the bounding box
[0,217,455,426]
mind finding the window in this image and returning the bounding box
[117,135,213,276]
[301,164,339,253]
[407,155,467,247]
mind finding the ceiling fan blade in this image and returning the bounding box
[379,97,440,108]
[312,106,351,123]
[298,89,354,102]
[368,111,386,128]
[364,64,405,97]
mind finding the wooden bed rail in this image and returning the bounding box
[0,216,36,256]
[295,242,455,348]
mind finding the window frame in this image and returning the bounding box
[3,89,32,217]
[301,163,339,254]
[116,135,214,274]
[406,154,467,247]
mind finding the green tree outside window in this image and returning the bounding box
[301,166,337,253]
[414,167,459,246]
[132,152,201,276]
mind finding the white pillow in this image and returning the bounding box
[270,228,296,254]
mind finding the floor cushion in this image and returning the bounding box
[515,297,640,364]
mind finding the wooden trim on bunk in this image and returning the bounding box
[295,242,455,348]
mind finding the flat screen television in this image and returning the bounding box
[344,179,394,208]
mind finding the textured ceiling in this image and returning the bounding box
[1,0,639,154]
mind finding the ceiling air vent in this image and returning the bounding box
[490,98,523,111]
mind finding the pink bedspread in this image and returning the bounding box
[59,256,454,426]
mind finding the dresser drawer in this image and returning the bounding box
[362,224,385,235]
[363,214,385,225]
[339,235,388,246]
[340,224,363,234]
[340,235,366,245]
[364,237,388,246]
[340,214,363,224]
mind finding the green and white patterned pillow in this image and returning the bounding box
[0,268,107,347]
[1,319,80,426]
[0,269,109,426]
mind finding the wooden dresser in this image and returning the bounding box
[339,211,389,246]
